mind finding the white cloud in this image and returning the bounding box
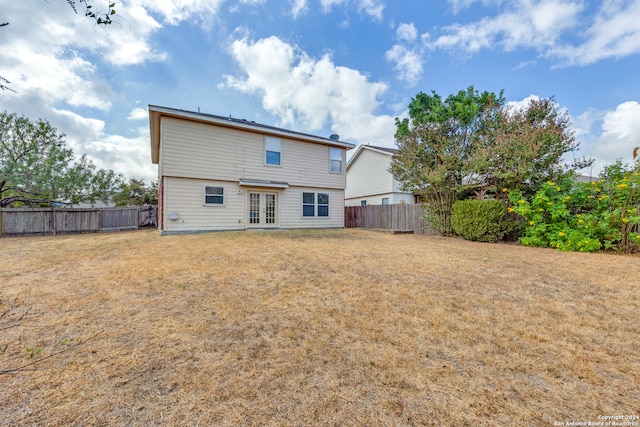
[47,109,155,182]
[320,0,347,12]
[385,22,424,86]
[319,0,384,21]
[385,45,423,87]
[137,0,224,25]
[358,0,385,21]
[588,102,640,168]
[565,102,640,176]
[397,23,418,42]
[428,0,583,55]
[1,1,165,115]
[128,108,149,120]
[430,1,640,68]
[551,0,640,66]
[506,94,541,111]
[222,36,396,146]
[447,0,504,14]
[0,1,163,183]
[291,0,308,19]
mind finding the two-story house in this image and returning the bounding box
[345,144,418,206]
[149,105,355,234]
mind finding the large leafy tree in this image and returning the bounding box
[389,86,504,235]
[112,178,157,206]
[473,97,593,198]
[390,88,592,236]
[0,112,121,207]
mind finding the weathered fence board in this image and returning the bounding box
[344,204,430,234]
[0,206,157,237]
[102,207,138,231]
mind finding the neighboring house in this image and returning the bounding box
[149,105,355,234]
[345,145,418,206]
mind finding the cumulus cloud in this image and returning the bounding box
[222,36,396,146]
[1,1,165,113]
[427,0,583,55]
[428,0,640,67]
[385,22,424,86]
[506,94,541,111]
[585,102,640,172]
[128,108,149,121]
[51,111,155,182]
[551,0,640,66]
[385,45,423,87]
[397,23,418,42]
[0,1,167,183]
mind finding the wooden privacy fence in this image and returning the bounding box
[344,204,430,234]
[0,205,157,237]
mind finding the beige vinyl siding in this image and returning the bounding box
[345,149,393,200]
[161,117,346,190]
[279,187,345,229]
[392,192,415,205]
[162,177,246,233]
[345,192,415,206]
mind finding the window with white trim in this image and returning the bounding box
[265,136,281,166]
[317,193,329,216]
[302,192,329,217]
[382,197,389,205]
[329,147,342,173]
[204,186,224,205]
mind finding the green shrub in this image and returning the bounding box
[507,162,640,253]
[451,199,511,242]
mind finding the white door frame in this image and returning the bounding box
[247,191,279,228]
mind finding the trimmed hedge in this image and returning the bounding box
[452,199,511,242]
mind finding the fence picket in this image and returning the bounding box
[344,204,430,234]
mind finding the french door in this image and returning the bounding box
[248,192,277,228]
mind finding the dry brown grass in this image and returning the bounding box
[0,229,638,426]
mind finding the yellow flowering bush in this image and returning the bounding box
[508,161,640,253]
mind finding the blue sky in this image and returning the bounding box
[2,0,640,183]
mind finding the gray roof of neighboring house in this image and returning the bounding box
[346,144,398,170]
[577,175,597,183]
[364,145,399,154]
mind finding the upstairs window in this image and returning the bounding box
[205,186,224,205]
[330,148,342,173]
[265,136,281,166]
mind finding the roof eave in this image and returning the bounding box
[346,144,395,170]
[150,108,161,164]
[148,105,355,154]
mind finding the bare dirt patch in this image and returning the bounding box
[1,229,638,426]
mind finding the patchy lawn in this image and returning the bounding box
[0,229,638,426]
